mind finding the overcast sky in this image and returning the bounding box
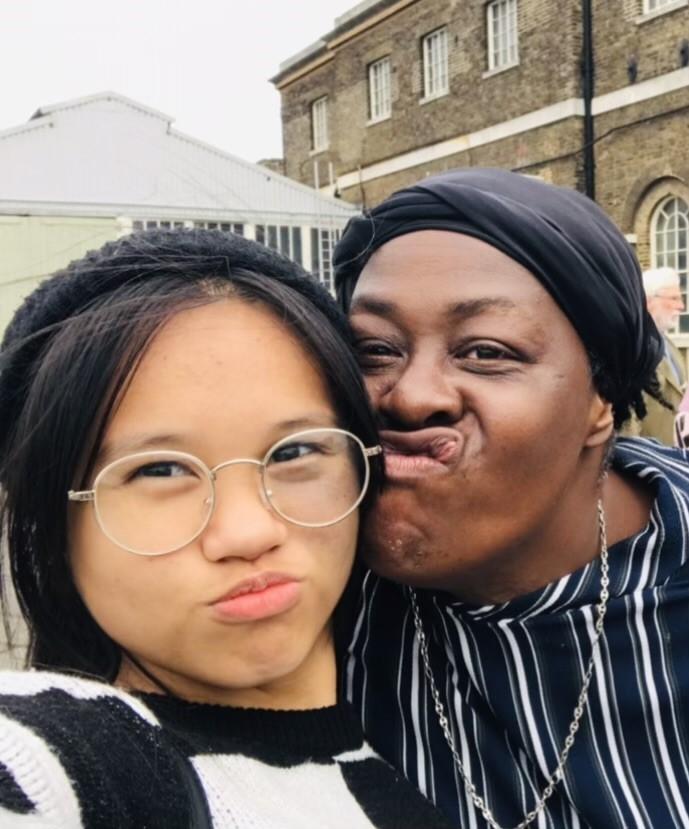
[1,0,354,162]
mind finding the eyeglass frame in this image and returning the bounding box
[68,427,383,557]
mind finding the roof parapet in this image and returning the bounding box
[272,0,404,86]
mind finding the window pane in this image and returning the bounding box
[423,28,448,98]
[292,227,302,265]
[369,57,391,120]
[311,227,320,273]
[280,226,290,255]
[232,223,244,236]
[268,225,278,250]
[255,225,265,245]
[653,196,689,332]
[488,0,518,70]
[311,97,328,151]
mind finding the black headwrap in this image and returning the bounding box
[334,167,664,426]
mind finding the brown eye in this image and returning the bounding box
[463,344,512,360]
[354,340,401,368]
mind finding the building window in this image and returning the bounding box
[132,219,243,235]
[487,0,518,70]
[652,196,689,331]
[311,227,341,293]
[422,27,449,100]
[193,221,244,235]
[368,57,392,121]
[644,0,678,11]
[255,224,303,266]
[133,219,186,231]
[311,97,328,152]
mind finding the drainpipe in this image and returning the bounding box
[582,0,596,200]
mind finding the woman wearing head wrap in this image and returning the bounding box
[336,169,689,829]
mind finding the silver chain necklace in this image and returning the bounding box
[409,498,610,829]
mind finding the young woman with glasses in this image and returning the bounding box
[0,230,452,828]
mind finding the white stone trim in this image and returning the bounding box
[337,97,583,190]
[366,114,392,127]
[592,66,689,114]
[482,60,520,79]
[636,0,688,24]
[419,90,450,106]
[337,67,689,190]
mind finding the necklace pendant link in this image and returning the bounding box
[409,498,610,829]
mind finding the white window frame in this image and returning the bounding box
[131,219,244,234]
[311,96,328,153]
[368,56,392,122]
[311,226,341,293]
[487,0,519,71]
[422,27,449,100]
[651,195,689,332]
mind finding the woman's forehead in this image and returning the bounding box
[352,231,552,313]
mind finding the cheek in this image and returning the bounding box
[309,515,359,600]
[70,513,177,647]
[479,364,594,445]
[363,373,394,407]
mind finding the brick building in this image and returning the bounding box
[272,0,689,335]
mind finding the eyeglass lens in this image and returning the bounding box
[94,430,367,555]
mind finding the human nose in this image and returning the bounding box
[374,354,463,429]
[199,464,287,562]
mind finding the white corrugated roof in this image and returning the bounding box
[0,92,354,221]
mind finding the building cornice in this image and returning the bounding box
[327,0,419,48]
[272,51,335,91]
[272,0,418,89]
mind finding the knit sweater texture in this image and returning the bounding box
[0,670,453,828]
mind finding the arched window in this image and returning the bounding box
[652,196,689,332]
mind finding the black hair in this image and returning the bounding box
[0,228,382,681]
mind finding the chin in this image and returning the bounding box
[362,509,436,584]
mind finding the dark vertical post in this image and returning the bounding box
[582,0,596,200]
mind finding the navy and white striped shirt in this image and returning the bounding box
[345,438,689,828]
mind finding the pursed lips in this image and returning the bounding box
[209,572,302,623]
[379,427,462,479]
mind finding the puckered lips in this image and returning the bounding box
[380,427,462,481]
[209,572,302,623]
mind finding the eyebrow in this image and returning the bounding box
[349,295,519,321]
[271,414,339,433]
[95,415,339,468]
[95,433,187,469]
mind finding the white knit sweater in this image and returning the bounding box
[0,670,453,828]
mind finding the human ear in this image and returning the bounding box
[584,394,615,447]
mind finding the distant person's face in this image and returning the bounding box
[70,300,358,706]
[349,231,613,594]
[648,285,684,332]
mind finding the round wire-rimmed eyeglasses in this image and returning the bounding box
[68,427,382,557]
